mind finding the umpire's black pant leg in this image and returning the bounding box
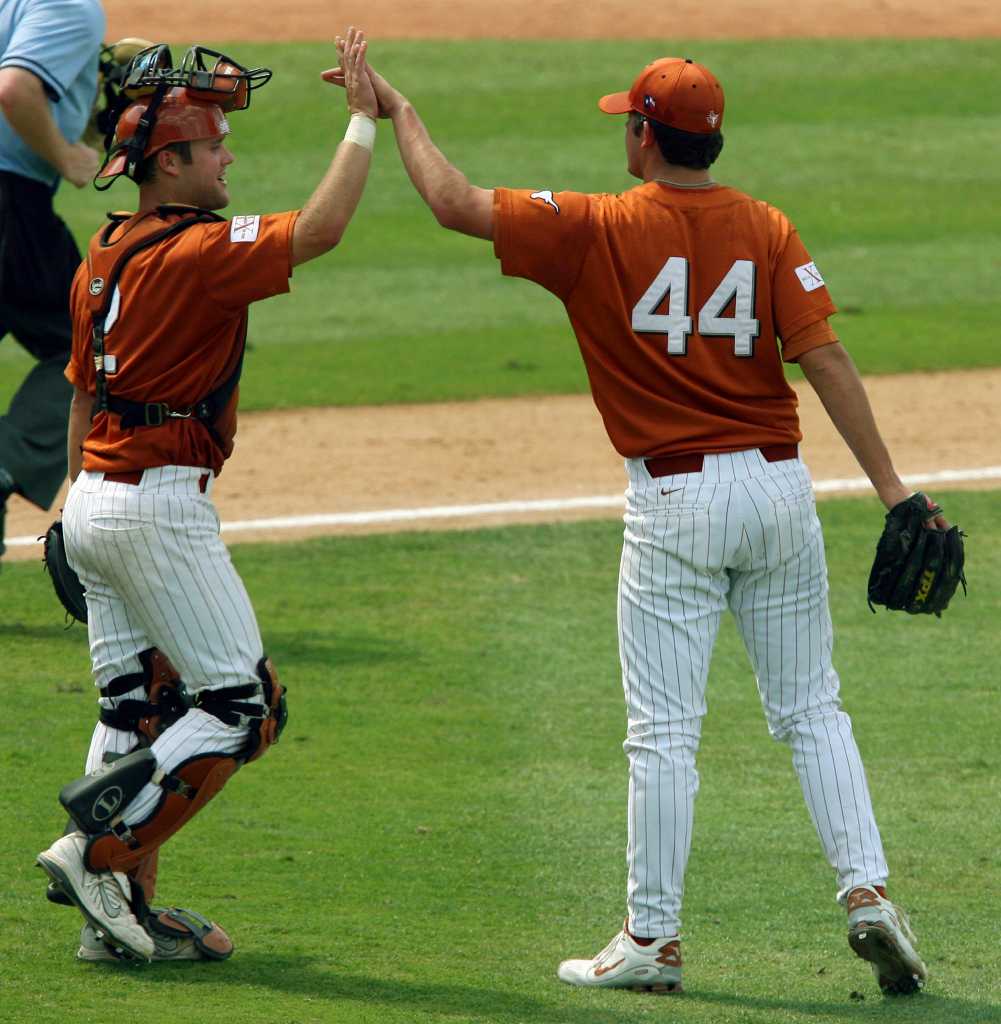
[0,302,73,509]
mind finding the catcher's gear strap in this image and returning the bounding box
[42,520,88,623]
[243,656,288,763]
[146,906,234,960]
[84,751,239,873]
[98,647,187,741]
[85,207,245,442]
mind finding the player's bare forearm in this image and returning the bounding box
[293,28,377,267]
[389,102,494,239]
[67,388,92,483]
[797,342,909,511]
[292,139,372,266]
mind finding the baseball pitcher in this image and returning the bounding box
[332,48,941,996]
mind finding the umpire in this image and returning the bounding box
[0,0,105,561]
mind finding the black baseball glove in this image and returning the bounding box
[42,520,88,623]
[867,492,966,616]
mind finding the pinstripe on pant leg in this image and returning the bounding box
[619,462,729,937]
[726,457,888,893]
[120,708,252,826]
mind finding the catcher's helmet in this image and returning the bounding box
[97,89,231,183]
[95,44,271,188]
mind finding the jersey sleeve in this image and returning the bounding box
[198,211,299,310]
[0,0,105,101]
[769,208,837,343]
[780,318,839,363]
[492,187,593,300]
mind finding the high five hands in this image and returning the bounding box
[325,26,379,119]
[322,28,404,119]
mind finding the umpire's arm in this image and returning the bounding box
[0,68,99,187]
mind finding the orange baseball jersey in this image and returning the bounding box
[493,182,839,457]
[66,207,298,474]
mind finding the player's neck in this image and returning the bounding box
[643,159,714,189]
[137,184,176,214]
[136,183,207,214]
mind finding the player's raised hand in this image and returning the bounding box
[363,63,406,119]
[322,37,404,119]
[322,27,377,120]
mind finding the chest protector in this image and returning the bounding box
[85,205,247,437]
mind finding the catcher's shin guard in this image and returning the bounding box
[63,654,286,875]
[83,750,239,874]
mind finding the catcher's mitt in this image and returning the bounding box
[84,37,155,147]
[867,492,966,616]
[42,521,88,623]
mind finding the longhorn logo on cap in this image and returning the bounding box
[706,110,720,128]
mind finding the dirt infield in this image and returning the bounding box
[5,368,998,560]
[104,0,1000,41]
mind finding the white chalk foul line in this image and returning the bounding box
[6,464,1001,547]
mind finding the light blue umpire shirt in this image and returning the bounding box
[0,0,105,188]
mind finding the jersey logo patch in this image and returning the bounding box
[230,215,261,243]
[89,277,105,296]
[530,190,560,215]
[795,261,825,292]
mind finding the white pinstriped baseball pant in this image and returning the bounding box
[619,449,888,938]
[62,467,260,826]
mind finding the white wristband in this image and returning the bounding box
[344,113,376,151]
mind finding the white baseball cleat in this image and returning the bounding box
[557,921,683,993]
[36,832,154,962]
[845,885,927,995]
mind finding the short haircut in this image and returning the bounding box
[137,140,194,185]
[630,112,724,170]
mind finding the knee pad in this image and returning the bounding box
[97,647,188,741]
[243,656,288,763]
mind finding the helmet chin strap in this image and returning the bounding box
[125,82,169,182]
[94,81,169,191]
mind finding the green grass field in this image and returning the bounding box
[2,38,1000,410]
[3,491,999,1023]
[2,36,999,1023]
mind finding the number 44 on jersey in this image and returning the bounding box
[632,257,759,357]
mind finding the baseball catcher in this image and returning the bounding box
[867,492,966,616]
[35,30,379,963]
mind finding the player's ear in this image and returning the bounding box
[156,146,182,178]
[640,119,656,149]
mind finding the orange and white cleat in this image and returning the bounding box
[557,921,682,993]
[845,885,928,995]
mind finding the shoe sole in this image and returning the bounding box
[628,982,683,995]
[848,923,923,995]
[36,856,152,963]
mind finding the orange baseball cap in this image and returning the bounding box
[599,58,724,134]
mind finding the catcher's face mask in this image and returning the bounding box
[120,45,271,111]
[94,44,271,188]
